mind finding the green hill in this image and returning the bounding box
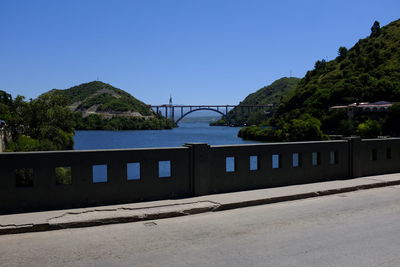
[279,19,400,118]
[41,81,175,131]
[239,19,400,141]
[211,77,300,126]
[42,81,153,117]
[239,77,301,106]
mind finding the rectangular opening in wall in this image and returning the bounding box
[386,148,392,160]
[272,154,280,169]
[55,167,72,185]
[15,168,34,187]
[370,149,378,161]
[329,151,338,165]
[127,162,140,180]
[159,160,171,178]
[292,153,301,167]
[92,165,108,183]
[312,152,320,166]
[249,155,258,171]
[226,157,235,172]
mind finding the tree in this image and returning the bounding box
[370,20,381,37]
[0,91,76,151]
[314,59,327,70]
[287,114,326,141]
[0,90,12,105]
[338,46,348,60]
[357,119,382,138]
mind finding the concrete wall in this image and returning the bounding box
[1,138,399,214]
[0,147,191,213]
[352,138,400,177]
[0,130,5,152]
[208,141,349,194]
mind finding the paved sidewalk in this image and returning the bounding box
[1,173,400,235]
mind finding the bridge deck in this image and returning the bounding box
[149,104,274,122]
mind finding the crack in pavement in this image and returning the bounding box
[46,201,221,223]
[0,223,34,228]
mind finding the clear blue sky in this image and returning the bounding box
[1,0,399,105]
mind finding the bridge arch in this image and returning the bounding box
[175,108,228,124]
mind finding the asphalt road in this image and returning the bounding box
[2,186,400,266]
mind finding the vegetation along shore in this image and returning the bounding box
[0,81,175,152]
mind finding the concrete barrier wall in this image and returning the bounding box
[0,147,191,213]
[0,130,5,153]
[0,138,399,214]
[353,138,400,177]
[207,141,350,194]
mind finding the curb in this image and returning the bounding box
[214,179,400,211]
[1,179,400,236]
[0,203,219,235]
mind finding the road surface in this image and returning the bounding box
[2,186,400,266]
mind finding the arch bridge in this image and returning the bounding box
[150,105,274,124]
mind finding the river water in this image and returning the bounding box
[74,122,259,150]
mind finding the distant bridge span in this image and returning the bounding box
[149,105,274,123]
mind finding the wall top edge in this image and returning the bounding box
[0,146,189,155]
[211,140,349,148]
[362,138,400,141]
[2,138,400,155]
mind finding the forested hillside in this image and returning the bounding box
[211,77,300,126]
[41,81,175,130]
[239,19,400,141]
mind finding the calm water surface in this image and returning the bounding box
[74,122,259,150]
